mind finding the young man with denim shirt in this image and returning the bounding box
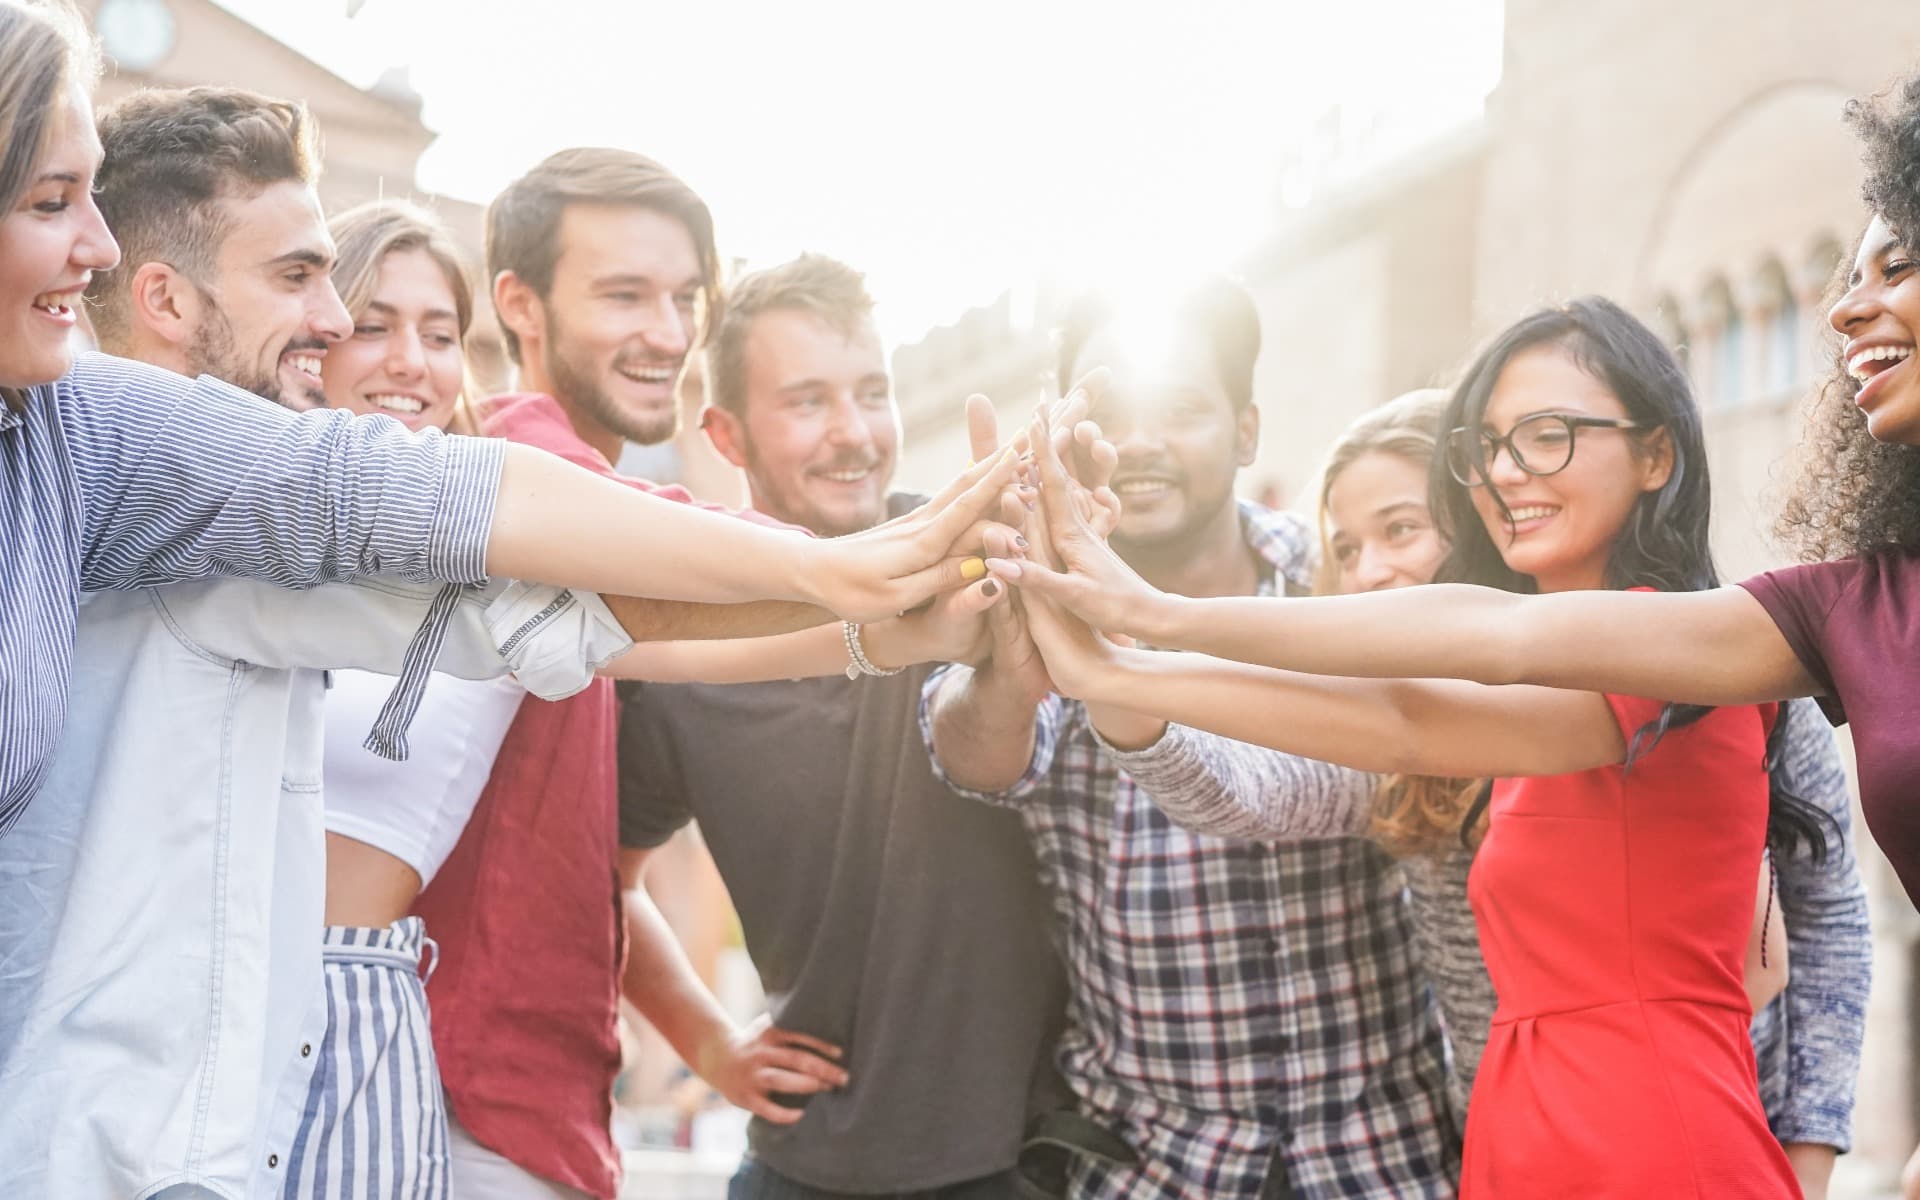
[922,281,1459,1199]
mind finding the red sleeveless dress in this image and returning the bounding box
[1460,692,1800,1199]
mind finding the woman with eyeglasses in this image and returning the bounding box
[994,297,1828,1198]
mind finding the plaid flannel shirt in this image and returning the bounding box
[921,504,1458,1199]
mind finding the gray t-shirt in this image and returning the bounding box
[618,509,1064,1190]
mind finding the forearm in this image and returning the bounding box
[1076,648,1603,778]
[1096,719,1377,842]
[1139,584,1809,706]
[925,666,1045,794]
[1784,1143,1837,1200]
[621,888,736,1079]
[602,595,830,644]
[486,443,814,607]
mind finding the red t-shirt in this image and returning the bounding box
[412,393,790,1197]
[1741,550,1920,908]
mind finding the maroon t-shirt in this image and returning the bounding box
[1740,551,1920,908]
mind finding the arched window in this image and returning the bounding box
[1756,259,1799,398]
[1701,277,1742,407]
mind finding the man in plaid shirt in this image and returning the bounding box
[921,280,1457,1198]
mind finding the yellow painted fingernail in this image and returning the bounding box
[961,557,987,581]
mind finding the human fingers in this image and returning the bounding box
[914,447,1023,560]
[965,393,1000,465]
[758,1044,850,1088]
[766,1027,845,1060]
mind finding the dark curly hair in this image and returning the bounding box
[1776,73,1920,561]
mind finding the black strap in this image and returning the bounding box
[1015,1110,1142,1200]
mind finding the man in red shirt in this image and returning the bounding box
[413,147,814,1200]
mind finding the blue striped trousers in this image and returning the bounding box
[283,917,450,1199]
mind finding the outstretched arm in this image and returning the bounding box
[996,411,1818,707]
[487,441,1018,623]
[1022,594,1627,780]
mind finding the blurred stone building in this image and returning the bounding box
[893,1,1920,1192]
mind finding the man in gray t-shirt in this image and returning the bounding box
[616,255,1063,1199]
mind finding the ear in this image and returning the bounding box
[1637,425,1675,493]
[493,270,546,358]
[128,261,202,350]
[1234,402,1261,469]
[701,404,750,469]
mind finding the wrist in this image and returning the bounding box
[858,616,915,672]
[1137,591,1187,647]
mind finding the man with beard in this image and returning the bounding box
[617,255,1065,1199]
[85,87,349,407]
[921,281,1460,1198]
[411,149,828,1200]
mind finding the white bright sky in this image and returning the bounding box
[215,0,1504,346]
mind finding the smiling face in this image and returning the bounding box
[1465,344,1672,593]
[185,180,351,408]
[529,203,702,449]
[0,85,118,388]
[1072,325,1256,554]
[1831,213,1920,446]
[1325,450,1447,593]
[706,306,897,535]
[320,246,465,432]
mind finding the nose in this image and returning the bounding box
[1486,440,1532,487]
[386,325,427,381]
[1354,544,1398,591]
[824,391,870,447]
[314,283,352,345]
[1829,275,1878,337]
[642,294,692,359]
[74,193,120,273]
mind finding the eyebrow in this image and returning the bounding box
[778,372,890,393]
[266,248,333,271]
[364,298,459,323]
[590,272,705,291]
[1850,235,1906,287]
[1372,501,1428,519]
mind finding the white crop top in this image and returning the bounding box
[323,670,526,886]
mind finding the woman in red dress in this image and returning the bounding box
[994,297,1830,1197]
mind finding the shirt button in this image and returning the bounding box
[301,1043,312,1057]
[268,1154,279,1169]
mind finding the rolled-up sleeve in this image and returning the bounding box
[1757,697,1871,1150]
[61,354,502,591]
[917,664,1063,808]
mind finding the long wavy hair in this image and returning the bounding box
[1434,298,1829,861]
[1311,389,1484,858]
[1776,73,1920,560]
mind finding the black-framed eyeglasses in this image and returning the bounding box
[1444,413,1657,487]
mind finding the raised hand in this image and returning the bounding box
[986,409,1172,641]
[805,448,1023,623]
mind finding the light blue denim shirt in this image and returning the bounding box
[0,574,629,1200]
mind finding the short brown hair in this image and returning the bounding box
[85,86,319,352]
[328,199,481,435]
[705,253,874,416]
[485,147,721,364]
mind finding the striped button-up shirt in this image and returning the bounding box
[0,353,502,838]
[921,504,1459,1200]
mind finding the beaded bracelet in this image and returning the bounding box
[842,620,904,680]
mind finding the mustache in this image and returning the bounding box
[281,337,330,356]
